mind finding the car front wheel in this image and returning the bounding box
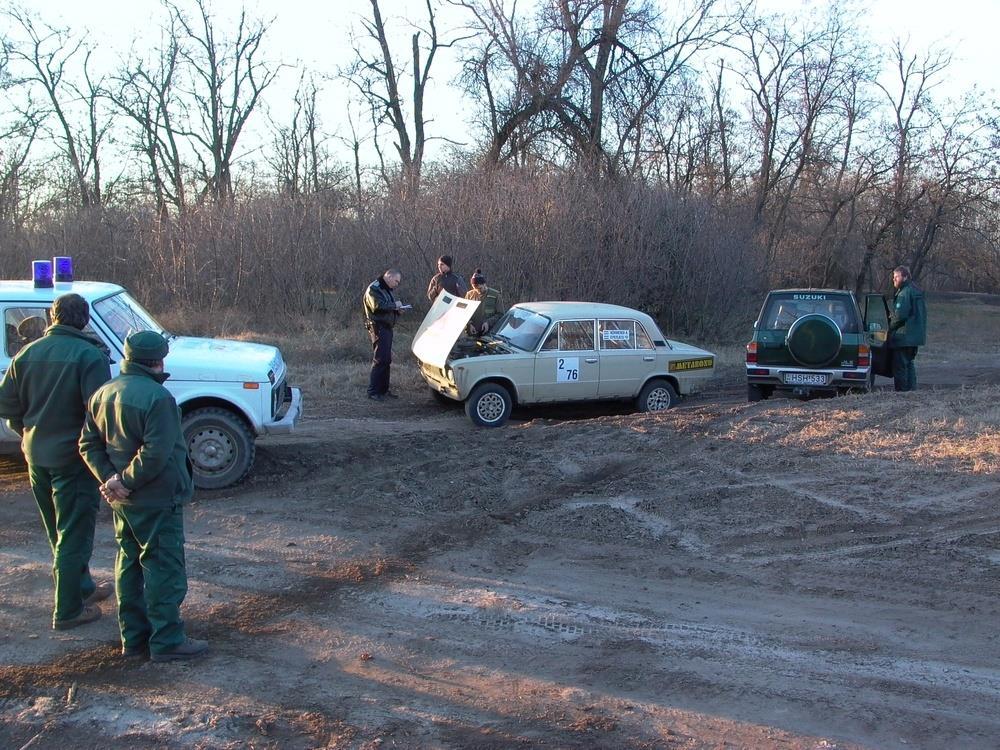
[182,407,256,489]
[636,379,678,413]
[465,383,513,427]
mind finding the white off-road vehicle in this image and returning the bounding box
[0,265,302,489]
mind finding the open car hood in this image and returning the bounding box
[411,292,480,368]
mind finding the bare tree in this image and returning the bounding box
[855,41,951,289]
[168,0,278,202]
[455,0,738,172]
[346,0,459,198]
[112,21,188,215]
[5,7,114,207]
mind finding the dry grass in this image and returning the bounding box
[717,387,1000,474]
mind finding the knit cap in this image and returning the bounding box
[125,330,169,361]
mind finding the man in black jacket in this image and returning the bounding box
[363,269,405,401]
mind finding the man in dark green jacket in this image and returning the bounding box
[0,294,112,629]
[80,330,207,662]
[889,265,928,392]
[465,268,506,335]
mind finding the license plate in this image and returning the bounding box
[784,372,828,385]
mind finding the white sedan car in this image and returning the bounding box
[413,295,715,426]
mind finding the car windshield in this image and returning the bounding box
[93,292,169,344]
[760,294,859,333]
[491,307,551,351]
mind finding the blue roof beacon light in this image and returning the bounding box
[32,260,53,289]
[53,256,73,284]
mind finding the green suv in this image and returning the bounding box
[746,289,892,401]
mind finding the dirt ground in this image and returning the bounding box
[1,294,998,750]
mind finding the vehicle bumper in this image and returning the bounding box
[746,366,870,393]
[261,387,302,434]
[419,362,461,400]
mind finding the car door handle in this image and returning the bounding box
[642,356,655,361]
[585,357,598,363]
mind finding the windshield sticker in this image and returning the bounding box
[601,329,630,341]
[669,357,713,372]
[556,357,580,382]
[793,294,827,301]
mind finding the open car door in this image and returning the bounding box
[863,293,893,378]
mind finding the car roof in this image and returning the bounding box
[0,280,125,302]
[513,301,659,326]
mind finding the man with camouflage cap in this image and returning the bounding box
[0,293,112,630]
[80,330,208,662]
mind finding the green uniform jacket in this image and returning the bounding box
[0,325,112,468]
[79,362,194,508]
[890,280,927,347]
[466,287,506,332]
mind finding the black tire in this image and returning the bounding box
[182,407,255,489]
[635,379,678,413]
[748,383,765,402]
[465,383,513,427]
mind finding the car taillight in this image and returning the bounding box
[746,341,758,364]
[858,344,870,367]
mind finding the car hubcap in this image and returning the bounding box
[647,388,672,411]
[476,393,506,423]
[189,428,235,474]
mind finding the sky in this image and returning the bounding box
[8,0,1000,165]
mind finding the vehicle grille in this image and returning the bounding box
[271,376,288,419]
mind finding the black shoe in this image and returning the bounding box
[84,582,113,606]
[53,604,102,630]
[122,643,149,659]
[368,393,385,402]
[150,638,209,662]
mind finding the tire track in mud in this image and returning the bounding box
[0,433,663,699]
[350,589,1000,699]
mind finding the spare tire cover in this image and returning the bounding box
[786,314,842,367]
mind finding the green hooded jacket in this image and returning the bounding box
[466,286,506,332]
[0,325,112,468]
[890,280,927,347]
[79,361,194,508]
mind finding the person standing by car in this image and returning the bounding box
[426,255,467,302]
[79,330,208,662]
[465,268,506,335]
[0,293,112,630]
[889,265,927,392]
[364,269,406,401]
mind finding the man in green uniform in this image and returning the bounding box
[889,265,927,392]
[80,331,208,662]
[0,294,112,629]
[465,269,506,335]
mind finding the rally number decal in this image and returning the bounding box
[557,357,580,382]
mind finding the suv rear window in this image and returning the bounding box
[760,294,859,333]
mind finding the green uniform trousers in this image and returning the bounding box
[112,504,188,654]
[28,460,100,624]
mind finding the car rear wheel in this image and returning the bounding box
[636,379,678,412]
[465,383,513,427]
[182,407,255,489]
